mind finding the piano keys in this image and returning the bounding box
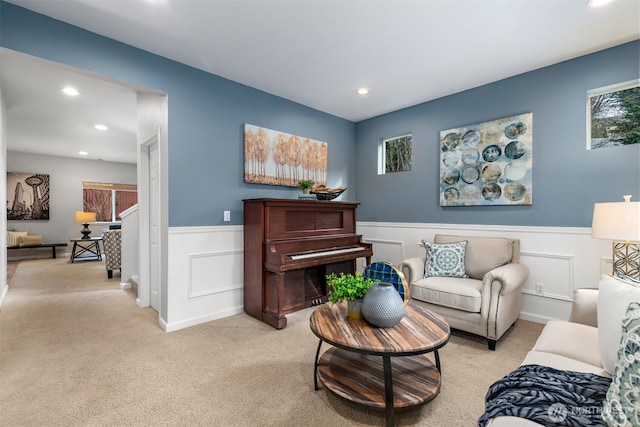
[243,198,373,329]
[289,246,365,260]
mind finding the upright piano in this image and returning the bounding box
[243,198,373,329]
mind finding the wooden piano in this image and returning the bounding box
[243,198,373,329]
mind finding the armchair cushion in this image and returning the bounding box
[422,239,468,278]
[531,320,601,368]
[411,277,482,312]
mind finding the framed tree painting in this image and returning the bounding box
[6,172,50,220]
[244,124,327,187]
[439,113,533,206]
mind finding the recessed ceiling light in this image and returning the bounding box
[586,0,614,7]
[79,151,88,156]
[356,88,369,95]
[62,87,80,96]
[95,124,108,131]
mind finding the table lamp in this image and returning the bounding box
[591,195,640,279]
[75,211,97,239]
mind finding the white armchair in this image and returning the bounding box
[398,234,529,350]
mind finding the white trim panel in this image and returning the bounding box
[520,251,574,302]
[161,222,614,331]
[187,250,244,298]
[166,225,244,332]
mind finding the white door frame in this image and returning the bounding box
[136,131,161,310]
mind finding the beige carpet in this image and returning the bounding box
[0,258,544,426]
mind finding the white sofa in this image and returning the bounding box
[399,234,529,350]
[485,274,640,427]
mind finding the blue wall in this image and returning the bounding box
[2,2,638,229]
[355,41,640,227]
[0,2,356,226]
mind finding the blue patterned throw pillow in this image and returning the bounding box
[615,272,640,285]
[422,240,468,278]
[602,301,640,427]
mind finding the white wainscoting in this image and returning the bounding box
[166,225,244,332]
[357,221,612,324]
[162,222,612,331]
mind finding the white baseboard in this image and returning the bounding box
[519,312,550,325]
[0,284,8,311]
[163,306,244,332]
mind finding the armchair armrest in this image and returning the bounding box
[481,263,529,338]
[569,288,598,327]
[398,256,425,285]
[482,263,529,295]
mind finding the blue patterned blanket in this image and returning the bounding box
[478,364,611,427]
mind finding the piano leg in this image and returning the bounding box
[262,311,287,329]
[263,271,288,329]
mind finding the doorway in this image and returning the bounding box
[1,49,167,322]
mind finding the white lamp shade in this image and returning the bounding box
[591,201,640,242]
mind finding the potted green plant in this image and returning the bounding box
[297,179,314,194]
[326,272,375,320]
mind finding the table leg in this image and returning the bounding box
[434,349,442,373]
[383,355,394,427]
[70,242,78,263]
[70,241,101,262]
[314,340,322,391]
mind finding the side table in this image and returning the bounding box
[310,302,450,427]
[69,237,103,263]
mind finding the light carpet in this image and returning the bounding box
[0,258,543,426]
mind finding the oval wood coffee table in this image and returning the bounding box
[310,302,450,427]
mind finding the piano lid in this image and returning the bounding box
[244,198,359,240]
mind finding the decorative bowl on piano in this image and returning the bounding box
[311,185,346,200]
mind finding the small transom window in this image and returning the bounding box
[379,133,412,174]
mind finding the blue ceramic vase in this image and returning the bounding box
[362,281,405,328]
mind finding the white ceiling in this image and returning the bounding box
[1,51,139,164]
[2,0,639,164]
